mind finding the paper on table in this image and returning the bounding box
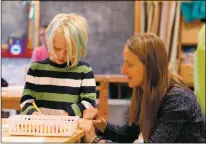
[2,125,8,128]
[2,124,8,131]
[1,92,7,96]
[2,137,45,142]
[2,86,24,97]
[2,86,24,89]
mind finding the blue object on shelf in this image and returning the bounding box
[181,1,206,23]
[8,37,27,56]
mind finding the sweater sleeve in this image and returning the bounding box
[20,63,37,115]
[102,121,140,143]
[148,92,194,143]
[69,65,96,117]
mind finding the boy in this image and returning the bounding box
[20,13,96,117]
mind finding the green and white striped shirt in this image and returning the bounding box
[20,58,96,117]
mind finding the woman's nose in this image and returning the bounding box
[120,65,127,74]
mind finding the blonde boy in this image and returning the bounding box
[20,13,96,117]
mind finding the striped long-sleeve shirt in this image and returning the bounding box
[20,58,96,117]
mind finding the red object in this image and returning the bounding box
[1,39,33,58]
[1,51,33,58]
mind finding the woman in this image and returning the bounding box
[78,33,206,143]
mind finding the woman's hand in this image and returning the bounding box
[78,119,97,143]
[83,108,107,133]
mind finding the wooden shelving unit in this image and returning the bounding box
[178,16,204,87]
[134,1,141,34]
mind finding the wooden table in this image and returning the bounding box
[1,118,84,143]
[2,86,23,110]
[2,95,21,110]
[95,74,128,83]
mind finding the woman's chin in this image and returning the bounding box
[128,82,135,88]
[128,81,141,88]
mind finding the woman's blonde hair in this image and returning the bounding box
[126,33,185,141]
[46,13,88,67]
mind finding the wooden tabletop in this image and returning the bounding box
[1,118,84,143]
[2,88,22,110]
[2,96,21,110]
[95,74,128,83]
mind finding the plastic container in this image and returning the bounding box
[7,115,79,137]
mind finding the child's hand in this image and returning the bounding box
[32,111,42,115]
[83,108,107,133]
[83,108,98,120]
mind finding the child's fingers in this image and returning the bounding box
[83,108,98,119]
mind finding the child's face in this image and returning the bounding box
[51,31,68,64]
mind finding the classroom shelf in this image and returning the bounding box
[178,16,204,88]
[181,18,204,45]
[180,64,194,87]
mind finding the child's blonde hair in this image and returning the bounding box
[46,13,88,68]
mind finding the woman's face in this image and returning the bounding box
[121,46,144,88]
[50,31,68,64]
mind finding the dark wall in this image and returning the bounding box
[2,1,29,43]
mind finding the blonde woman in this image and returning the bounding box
[20,13,96,116]
[79,33,205,143]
